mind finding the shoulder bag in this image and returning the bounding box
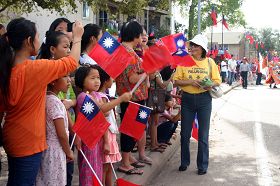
[208,59,223,99]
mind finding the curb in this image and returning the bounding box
[117,129,181,186]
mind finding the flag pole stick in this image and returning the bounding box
[105,94,153,110]
[70,133,77,149]
[80,149,104,186]
[108,156,118,180]
[131,73,147,94]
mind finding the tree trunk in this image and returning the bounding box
[188,0,195,39]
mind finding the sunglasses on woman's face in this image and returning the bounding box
[190,42,200,48]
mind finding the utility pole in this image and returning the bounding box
[198,0,201,34]
[170,0,175,34]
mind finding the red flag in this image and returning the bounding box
[73,95,110,149]
[222,15,229,30]
[141,41,173,73]
[261,42,265,49]
[119,102,152,140]
[214,45,219,56]
[192,114,198,141]
[160,33,187,54]
[255,42,259,50]
[116,178,141,186]
[92,175,101,186]
[210,6,217,26]
[89,32,134,79]
[245,33,254,45]
[173,51,197,68]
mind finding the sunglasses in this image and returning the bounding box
[190,42,200,48]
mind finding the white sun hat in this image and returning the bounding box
[190,34,208,52]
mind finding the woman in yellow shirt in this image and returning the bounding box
[173,34,221,175]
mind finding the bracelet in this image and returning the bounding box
[72,40,81,45]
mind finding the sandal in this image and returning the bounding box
[159,143,168,148]
[117,167,143,175]
[131,161,145,168]
[166,141,172,146]
[139,157,153,165]
[150,147,165,153]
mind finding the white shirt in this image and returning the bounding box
[221,61,228,72]
[80,53,97,65]
[228,59,237,72]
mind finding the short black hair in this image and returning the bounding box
[75,64,99,90]
[96,66,110,91]
[120,21,143,42]
[0,24,4,29]
[165,93,172,102]
[202,49,206,58]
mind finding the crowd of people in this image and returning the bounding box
[215,54,278,89]
[0,15,238,186]
[0,17,189,186]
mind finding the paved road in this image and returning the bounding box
[148,85,280,186]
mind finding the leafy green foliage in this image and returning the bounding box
[247,27,280,55]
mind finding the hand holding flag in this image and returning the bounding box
[72,95,110,149]
[89,32,134,79]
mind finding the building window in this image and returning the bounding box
[99,11,108,27]
[82,2,90,18]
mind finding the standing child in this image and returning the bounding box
[36,31,74,185]
[74,65,131,185]
[97,67,130,186]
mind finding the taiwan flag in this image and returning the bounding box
[222,15,229,30]
[160,33,187,54]
[89,32,134,79]
[192,114,199,141]
[141,40,173,73]
[119,102,152,140]
[172,49,197,68]
[73,95,110,149]
[210,6,217,26]
[116,178,141,186]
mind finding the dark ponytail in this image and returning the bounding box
[81,24,102,53]
[0,17,36,104]
[38,31,66,59]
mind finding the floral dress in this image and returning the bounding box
[36,94,69,186]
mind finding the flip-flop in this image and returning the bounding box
[150,147,164,153]
[139,158,153,165]
[117,167,143,175]
[131,161,145,168]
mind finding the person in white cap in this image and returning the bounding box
[173,34,221,175]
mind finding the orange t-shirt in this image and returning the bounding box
[0,56,78,157]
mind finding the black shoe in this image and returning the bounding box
[273,85,277,88]
[197,169,207,175]
[259,83,263,85]
[179,165,188,171]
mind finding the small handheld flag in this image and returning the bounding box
[89,32,134,79]
[72,95,110,149]
[119,102,152,140]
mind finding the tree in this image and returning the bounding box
[0,0,149,21]
[174,0,246,39]
[247,27,280,55]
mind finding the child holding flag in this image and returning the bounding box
[97,66,130,186]
[74,65,131,185]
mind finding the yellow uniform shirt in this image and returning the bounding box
[173,57,221,94]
